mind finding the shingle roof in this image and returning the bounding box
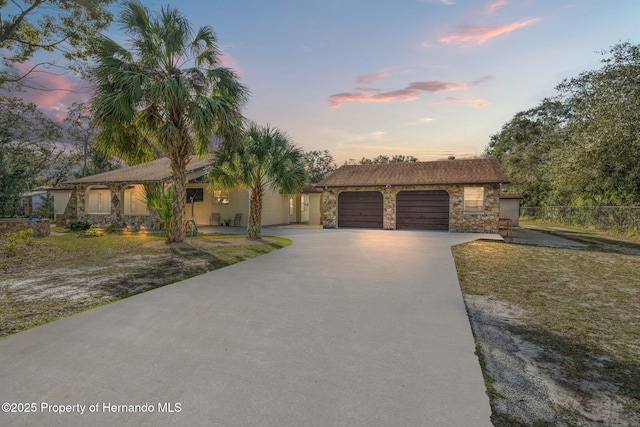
[64,155,213,185]
[499,191,523,199]
[316,158,510,188]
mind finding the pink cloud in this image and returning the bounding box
[355,71,387,85]
[419,41,433,48]
[432,97,490,108]
[11,61,89,121]
[482,0,507,15]
[219,48,243,75]
[328,77,490,108]
[438,18,540,46]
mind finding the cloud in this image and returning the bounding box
[328,76,491,108]
[432,97,490,108]
[417,0,455,5]
[419,41,433,48]
[219,48,243,74]
[355,71,387,84]
[409,117,435,125]
[482,0,507,15]
[9,61,89,121]
[438,18,540,46]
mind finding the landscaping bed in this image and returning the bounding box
[0,230,290,338]
[453,231,640,426]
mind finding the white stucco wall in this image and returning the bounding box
[499,198,521,226]
[308,193,322,225]
[53,190,72,215]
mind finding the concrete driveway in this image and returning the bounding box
[0,229,497,426]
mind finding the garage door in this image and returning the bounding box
[338,191,383,228]
[396,190,449,230]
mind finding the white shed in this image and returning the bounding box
[499,191,523,227]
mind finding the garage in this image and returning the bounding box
[396,190,449,230]
[338,191,383,228]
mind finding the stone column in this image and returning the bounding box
[109,184,125,227]
[76,185,87,221]
[383,187,397,230]
[321,189,338,228]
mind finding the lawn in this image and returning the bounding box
[0,229,291,338]
[453,233,640,426]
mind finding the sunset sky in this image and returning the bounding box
[14,0,640,163]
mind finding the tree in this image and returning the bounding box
[486,42,640,207]
[208,123,307,240]
[64,102,119,178]
[303,149,336,183]
[555,42,640,205]
[485,99,571,206]
[357,154,419,164]
[91,1,248,243]
[0,0,115,88]
[0,97,71,217]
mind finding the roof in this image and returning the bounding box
[499,191,523,199]
[301,184,322,194]
[64,155,213,185]
[316,158,510,188]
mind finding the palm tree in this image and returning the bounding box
[209,123,307,240]
[91,1,247,243]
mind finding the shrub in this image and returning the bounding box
[68,221,91,231]
[104,222,117,233]
[1,229,34,258]
[77,226,104,238]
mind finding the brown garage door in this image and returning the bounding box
[396,190,449,230]
[338,191,383,228]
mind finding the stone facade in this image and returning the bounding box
[321,184,502,233]
[0,218,51,237]
[61,185,163,230]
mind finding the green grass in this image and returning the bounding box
[453,239,640,424]
[1,231,291,338]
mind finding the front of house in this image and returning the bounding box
[316,158,510,233]
[55,155,310,230]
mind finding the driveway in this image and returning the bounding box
[0,229,497,426]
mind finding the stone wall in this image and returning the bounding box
[80,213,163,231]
[321,184,502,233]
[0,219,51,237]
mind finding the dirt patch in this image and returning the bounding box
[465,295,632,426]
[0,233,290,337]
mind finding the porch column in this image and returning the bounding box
[76,185,87,221]
[109,184,125,227]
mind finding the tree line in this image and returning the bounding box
[486,42,640,207]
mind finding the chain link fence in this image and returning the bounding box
[521,206,640,233]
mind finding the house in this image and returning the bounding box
[56,155,309,230]
[315,158,510,233]
[498,191,523,226]
[21,186,53,217]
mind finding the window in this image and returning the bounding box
[186,188,204,203]
[289,197,295,215]
[98,192,104,213]
[464,187,484,213]
[213,191,229,205]
[130,192,136,213]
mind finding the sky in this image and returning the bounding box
[12,0,640,164]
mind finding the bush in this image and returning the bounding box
[104,222,117,233]
[77,226,104,238]
[68,221,91,231]
[1,229,35,258]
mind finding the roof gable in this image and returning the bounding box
[64,155,213,185]
[317,158,509,188]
